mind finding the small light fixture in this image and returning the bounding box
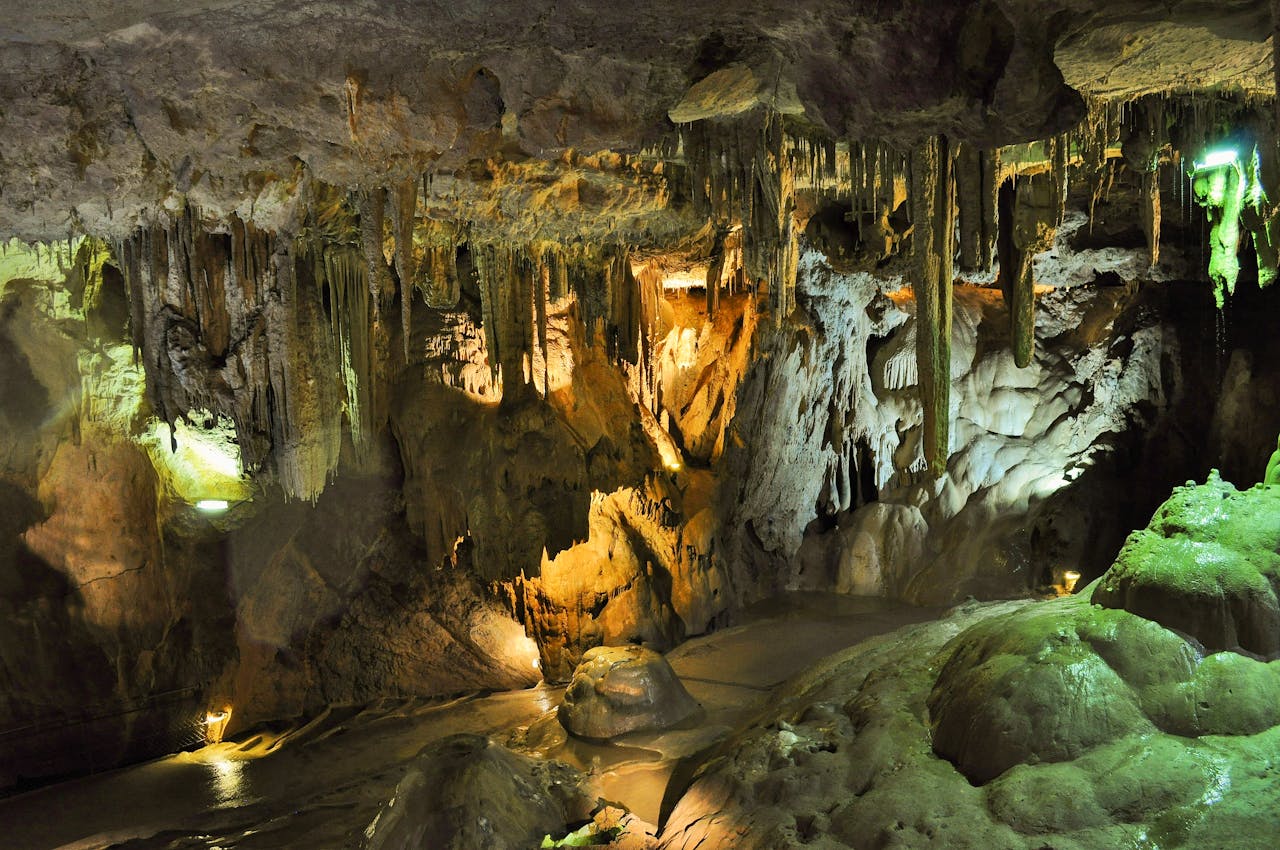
[1062,570,1081,594]
[194,499,230,513]
[204,706,232,744]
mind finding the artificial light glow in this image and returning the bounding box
[195,499,230,513]
[1194,148,1239,172]
[204,707,232,744]
[1052,568,1082,597]
[140,410,252,507]
[661,268,710,290]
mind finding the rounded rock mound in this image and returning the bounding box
[1091,472,1280,658]
[559,645,699,740]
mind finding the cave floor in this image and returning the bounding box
[0,593,943,850]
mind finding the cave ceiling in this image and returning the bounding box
[0,0,1273,242]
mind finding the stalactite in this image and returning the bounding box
[1050,135,1069,224]
[1123,98,1164,269]
[266,243,343,502]
[1141,169,1161,267]
[1069,98,1124,229]
[682,112,825,328]
[322,243,376,448]
[390,179,418,360]
[356,186,391,301]
[998,173,1058,367]
[1274,0,1280,159]
[748,113,799,326]
[957,143,999,274]
[909,135,955,478]
[535,261,550,393]
[113,203,359,498]
[705,228,727,317]
[355,187,397,437]
[420,219,461,309]
[473,244,506,385]
[1244,147,1279,288]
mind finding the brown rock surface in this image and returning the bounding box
[363,733,589,850]
[559,645,699,740]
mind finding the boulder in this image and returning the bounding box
[363,733,585,850]
[559,645,699,740]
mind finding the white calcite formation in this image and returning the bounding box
[718,242,1175,604]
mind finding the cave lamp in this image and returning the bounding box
[204,707,232,745]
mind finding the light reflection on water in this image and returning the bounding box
[208,758,250,808]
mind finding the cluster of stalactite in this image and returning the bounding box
[110,164,682,506]
[114,206,346,502]
[1156,93,1280,304]
[469,241,662,401]
[844,140,913,265]
[682,112,809,327]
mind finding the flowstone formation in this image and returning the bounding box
[661,471,1280,850]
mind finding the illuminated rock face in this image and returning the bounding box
[1092,472,1280,658]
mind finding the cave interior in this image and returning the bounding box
[1,1,1280,848]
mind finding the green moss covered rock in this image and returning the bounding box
[1092,472,1280,657]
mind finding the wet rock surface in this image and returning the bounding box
[559,645,699,740]
[363,733,588,850]
[661,473,1280,849]
[1,0,1279,815]
[1092,471,1280,658]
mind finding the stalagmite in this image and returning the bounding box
[909,135,955,478]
